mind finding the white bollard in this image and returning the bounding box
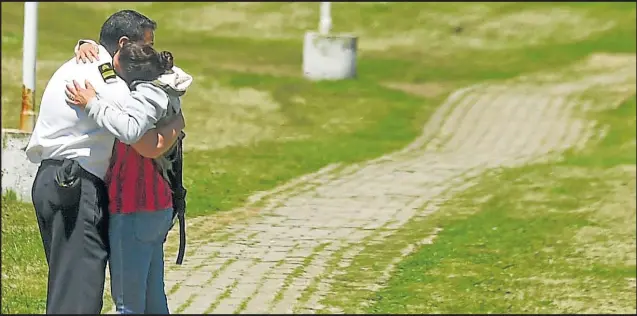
[303,2,357,81]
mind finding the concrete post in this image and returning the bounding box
[303,2,357,81]
[1,130,38,201]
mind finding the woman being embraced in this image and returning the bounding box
[66,42,192,314]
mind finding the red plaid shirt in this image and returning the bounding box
[105,140,172,214]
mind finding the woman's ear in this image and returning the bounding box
[117,36,130,49]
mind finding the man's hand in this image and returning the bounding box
[65,80,97,110]
[76,42,99,64]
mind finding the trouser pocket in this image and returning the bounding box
[52,159,82,210]
[133,209,174,244]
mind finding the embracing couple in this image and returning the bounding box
[26,9,191,314]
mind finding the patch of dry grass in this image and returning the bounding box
[167,3,314,39]
[472,8,614,48]
[68,2,152,11]
[155,3,620,54]
[573,165,636,266]
[381,82,454,99]
[184,81,286,151]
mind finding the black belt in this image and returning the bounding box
[40,159,104,186]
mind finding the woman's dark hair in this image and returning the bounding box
[117,42,174,83]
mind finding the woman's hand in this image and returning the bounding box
[65,80,97,110]
[76,42,99,64]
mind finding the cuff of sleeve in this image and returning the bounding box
[74,39,98,53]
[84,96,100,113]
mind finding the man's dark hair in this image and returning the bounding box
[118,43,174,84]
[98,10,157,56]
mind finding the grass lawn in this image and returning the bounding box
[2,2,635,314]
[1,192,48,313]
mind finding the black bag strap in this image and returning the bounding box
[130,77,186,98]
[176,211,186,265]
[171,134,187,265]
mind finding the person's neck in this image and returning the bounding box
[98,41,117,58]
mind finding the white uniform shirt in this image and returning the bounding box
[25,44,164,179]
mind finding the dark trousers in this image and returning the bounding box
[31,159,109,314]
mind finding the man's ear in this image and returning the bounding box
[117,36,130,49]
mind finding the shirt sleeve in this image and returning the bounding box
[74,39,98,53]
[84,83,170,144]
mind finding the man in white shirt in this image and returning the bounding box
[25,10,184,314]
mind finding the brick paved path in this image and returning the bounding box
[110,54,636,314]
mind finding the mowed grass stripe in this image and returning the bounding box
[511,95,558,159]
[529,95,571,160]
